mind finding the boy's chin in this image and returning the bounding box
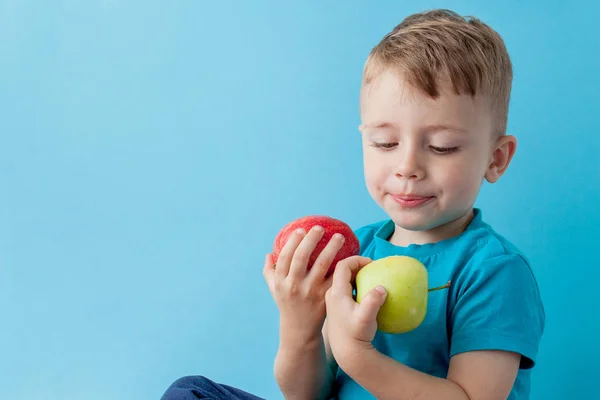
[388,207,473,234]
[388,211,438,232]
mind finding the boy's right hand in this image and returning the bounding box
[263,225,346,348]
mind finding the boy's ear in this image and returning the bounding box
[485,134,517,183]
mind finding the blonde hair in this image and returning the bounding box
[364,9,513,135]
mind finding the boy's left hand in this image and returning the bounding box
[324,255,387,360]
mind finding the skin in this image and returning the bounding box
[264,68,519,400]
[359,69,516,246]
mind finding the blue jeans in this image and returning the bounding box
[161,375,265,400]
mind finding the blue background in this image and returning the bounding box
[1,1,598,399]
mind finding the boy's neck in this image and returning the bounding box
[389,209,475,247]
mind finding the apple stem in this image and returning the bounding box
[428,281,451,292]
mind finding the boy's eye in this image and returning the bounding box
[430,146,459,155]
[370,142,398,150]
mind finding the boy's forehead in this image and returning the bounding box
[360,71,488,132]
[361,70,468,110]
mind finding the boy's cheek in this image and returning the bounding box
[438,171,481,203]
[368,168,390,187]
[364,179,382,204]
[363,175,387,207]
[363,165,381,189]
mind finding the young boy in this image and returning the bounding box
[161,9,545,400]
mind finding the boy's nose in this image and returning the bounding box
[395,168,424,180]
[394,148,425,180]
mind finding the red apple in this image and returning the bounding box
[272,215,360,276]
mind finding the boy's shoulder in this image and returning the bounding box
[352,218,389,254]
[353,218,388,239]
[461,211,533,271]
[451,211,543,321]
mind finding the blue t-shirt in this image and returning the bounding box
[334,208,545,400]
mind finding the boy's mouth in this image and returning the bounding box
[390,194,434,208]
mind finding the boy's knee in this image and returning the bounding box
[162,374,263,400]
[161,375,214,400]
[169,375,211,389]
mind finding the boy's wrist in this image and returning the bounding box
[279,318,324,350]
[334,339,378,375]
[278,333,324,355]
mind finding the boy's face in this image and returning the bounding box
[359,69,508,238]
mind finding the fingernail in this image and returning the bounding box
[334,233,345,241]
[375,285,386,295]
[296,228,305,234]
[314,225,324,232]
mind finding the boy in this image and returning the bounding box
[162,8,545,400]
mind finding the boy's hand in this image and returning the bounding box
[263,225,347,347]
[324,255,387,359]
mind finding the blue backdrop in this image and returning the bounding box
[1,1,598,399]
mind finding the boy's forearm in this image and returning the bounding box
[339,346,468,400]
[274,338,334,400]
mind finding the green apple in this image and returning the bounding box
[355,255,449,334]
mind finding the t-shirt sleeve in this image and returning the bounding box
[449,253,545,369]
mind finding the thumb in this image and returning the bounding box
[354,285,387,328]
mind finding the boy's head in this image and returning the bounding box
[359,9,517,241]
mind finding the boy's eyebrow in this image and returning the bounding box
[359,122,393,131]
[423,124,469,135]
[359,122,468,135]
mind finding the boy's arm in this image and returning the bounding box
[322,318,340,378]
[325,253,543,400]
[338,345,520,400]
[274,319,337,400]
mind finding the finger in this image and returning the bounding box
[324,274,334,293]
[321,275,334,304]
[354,285,387,329]
[275,228,306,280]
[262,253,275,293]
[307,232,345,283]
[288,225,325,280]
[331,255,372,296]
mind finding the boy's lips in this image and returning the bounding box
[390,194,434,207]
